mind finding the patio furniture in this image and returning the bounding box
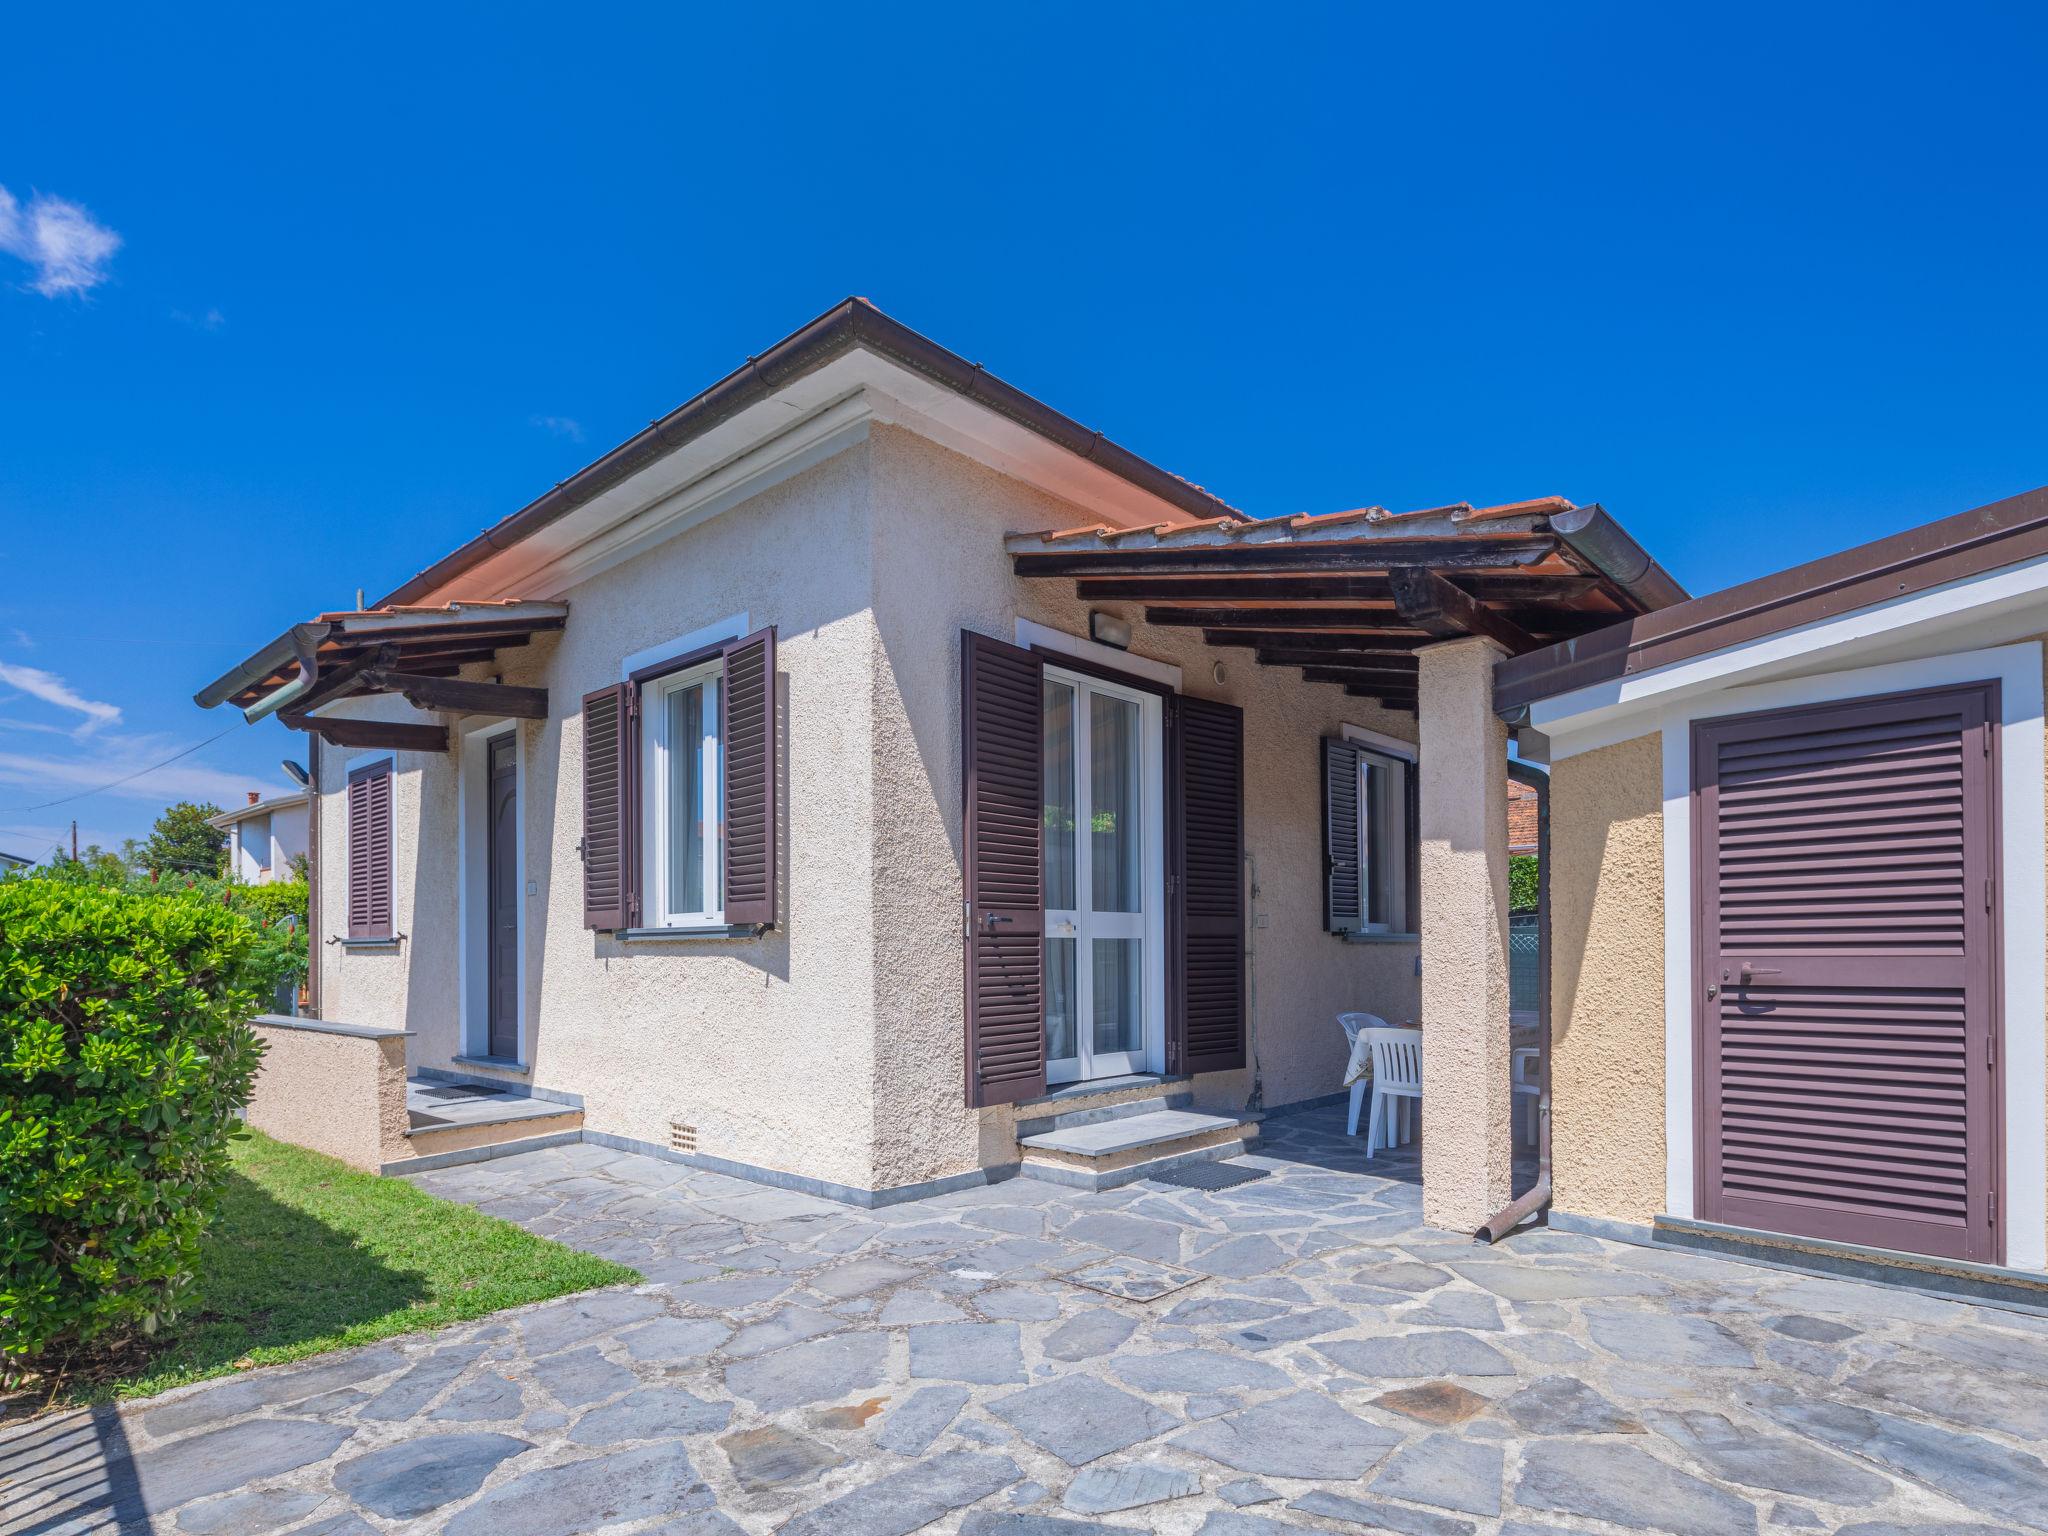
[1337,1012,1386,1137]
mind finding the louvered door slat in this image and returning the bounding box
[1178,695,1245,1073]
[1695,683,2000,1263]
[962,632,1046,1107]
[721,627,778,927]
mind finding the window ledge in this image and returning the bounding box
[1339,931,1420,945]
[337,936,403,951]
[617,924,764,942]
[451,1055,529,1075]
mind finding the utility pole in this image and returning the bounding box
[70,820,78,862]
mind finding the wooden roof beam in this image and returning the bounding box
[365,670,549,720]
[1013,538,1559,579]
[1389,569,1541,654]
[1077,574,1600,604]
[293,716,450,753]
[1203,631,1429,655]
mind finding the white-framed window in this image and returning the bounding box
[1356,746,1412,934]
[641,659,723,926]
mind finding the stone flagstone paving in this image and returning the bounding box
[8,1105,2048,1534]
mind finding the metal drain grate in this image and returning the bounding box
[1146,1161,1269,1191]
[669,1120,698,1155]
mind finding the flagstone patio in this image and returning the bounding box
[9,1105,2048,1536]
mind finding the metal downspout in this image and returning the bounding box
[1477,760,1552,1243]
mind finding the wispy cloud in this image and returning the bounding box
[0,184,121,297]
[171,306,225,331]
[0,662,121,732]
[8,628,34,650]
[531,414,585,443]
[0,735,267,810]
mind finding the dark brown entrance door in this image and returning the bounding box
[487,733,519,1061]
[1694,682,2002,1263]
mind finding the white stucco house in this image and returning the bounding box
[211,789,310,884]
[190,298,2048,1307]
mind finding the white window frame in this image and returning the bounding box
[1342,723,1417,940]
[642,658,724,928]
[1042,664,1167,1085]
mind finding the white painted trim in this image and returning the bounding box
[457,719,527,1067]
[1041,664,1169,1085]
[641,660,725,928]
[1340,721,1418,762]
[1015,618,1182,690]
[1658,640,2046,1270]
[621,612,749,681]
[1539,549,2048,759]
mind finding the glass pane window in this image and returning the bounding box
[644,667,723,925]
[1091,937,1142,1055]
[1043,680,1077,911]
[1358,748,1411,933]
[1090,692,1140,913]
[1046,936,1077,1064]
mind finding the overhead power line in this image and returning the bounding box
[0,722,247,816]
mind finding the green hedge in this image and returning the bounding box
[0,879,279,1372]
[1509,854,1539,913]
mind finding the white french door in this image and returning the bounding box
[1042,667,1165,1084]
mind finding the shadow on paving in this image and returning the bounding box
[0,1404,148,1536]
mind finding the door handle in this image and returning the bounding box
[1736,962,1781,986]
[981,913,1014,931]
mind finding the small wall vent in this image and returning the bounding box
[669,1120,698,1156]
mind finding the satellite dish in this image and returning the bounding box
[281,760,311,789]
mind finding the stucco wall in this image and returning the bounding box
[313,418,1421,1197]
[245,1022,408,1171]
[317,441,884,1192]
[1548,731,1666,1225]
[865,423,1421,1190]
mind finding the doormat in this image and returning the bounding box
[1062,1257,1205,1302]
[1145,1161,1270,1191]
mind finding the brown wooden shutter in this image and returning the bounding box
[1322,737,1363,933]
[1694,683,2001,1263]
[962,631,1045,1107]
[1177,695,1246,1073]
[346,758,392,939]
[581,682,637,931]
[720,627,778,928]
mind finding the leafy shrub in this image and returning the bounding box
[1509,853,1540,912]
[0,879,270,1373]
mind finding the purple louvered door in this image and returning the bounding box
[1694,683,2002,1262]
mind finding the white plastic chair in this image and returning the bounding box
[1337,1012,1386,1138]
[1362,1027,1423,1154]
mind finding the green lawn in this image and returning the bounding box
[84,1130,639,1402]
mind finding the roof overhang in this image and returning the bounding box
[372,298,1244,611]
[1006,498,1682,712]
[1495,484,2048,727]
[209,791,310,829]
[194,600,568,732]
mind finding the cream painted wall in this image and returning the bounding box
[865,424,1421,1190]
[318,441,884,1192]
[1548,731,1666,1225]
[314,418,1422,1196]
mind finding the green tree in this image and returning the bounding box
[138,802,228,877]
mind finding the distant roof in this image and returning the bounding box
[0,850,32,868]
[209,791,310,828]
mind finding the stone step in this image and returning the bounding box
[1019,1107,1245,1159]
[1015,1090,1194,1140]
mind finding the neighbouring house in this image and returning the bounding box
[1506,776,1540,855]
[211,789,310,884]
[189,298,2048,1302]
[0,849,31,871]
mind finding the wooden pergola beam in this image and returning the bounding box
[1255,650,1421,676]
[1013,539,1558,579]
[1147,606,1411,631]
[1389,569,1541,654]
[365,670,549,720]
[1204,630,1430,655]
[296,717,450,753]
[1077,573,1599,604]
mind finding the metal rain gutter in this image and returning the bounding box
[192,624,329,723]
[1547,502,1690,613]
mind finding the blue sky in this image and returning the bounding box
[3,4,2044,858]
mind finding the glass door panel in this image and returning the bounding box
[1042,670,1154,1083]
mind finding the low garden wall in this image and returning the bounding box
[246,1015,411,1172]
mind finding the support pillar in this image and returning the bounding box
[1416,636,1514,1231]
